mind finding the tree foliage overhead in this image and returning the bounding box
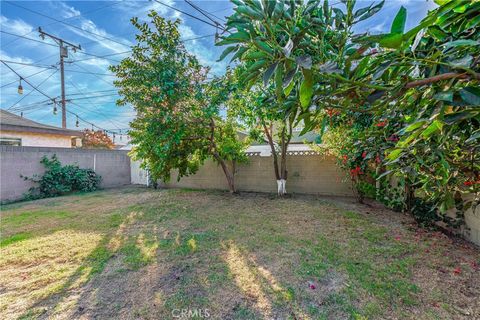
[217,0,383,194]
[111,11,246,192]
[319,0,480,221]
[218,0,479,225]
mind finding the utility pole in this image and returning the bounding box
[38,27,81,128]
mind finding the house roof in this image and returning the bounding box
[0,109,82,137]
[290,130,321,144]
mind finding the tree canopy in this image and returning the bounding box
[111,12,247,192]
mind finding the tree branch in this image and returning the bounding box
[404,72,477,89]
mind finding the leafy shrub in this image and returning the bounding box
[23,155,101,199]
[411,197,440,228]
[356,181,376,200]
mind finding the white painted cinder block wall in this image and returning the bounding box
[0,130,73,148]
[462,196,480,246]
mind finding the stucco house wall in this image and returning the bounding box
[0,130,75,148]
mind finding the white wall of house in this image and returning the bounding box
[0,130,77,148]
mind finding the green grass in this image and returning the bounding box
[0,232,32,247]
[1,187,478,320]
[1,210,72,227]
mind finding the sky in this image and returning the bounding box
[0,0,437,139]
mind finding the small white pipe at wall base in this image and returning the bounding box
[93,154,96,171]
[146,170,150,187]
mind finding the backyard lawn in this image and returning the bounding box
[1,187,479,320]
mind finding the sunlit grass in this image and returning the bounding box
[0,230,102,316]
[0,187,478,319]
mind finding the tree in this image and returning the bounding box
[217,0,383,195]
[110,11,247,193]
[310,0,479,227]
[82,129,115,149]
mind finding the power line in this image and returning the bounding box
[0,30,57,47]
[9,99,53,112]
[37,28,82,129]
[1,68,52,88]
[68,50,131,63]
[2,1,124,47]
[66,82,124,129]
[70,34,215,63]
[64,69,117,76]
[185,0,226,25]
[66,89,118,96]
[1,29,124,64]
[69,93,119,101]
[0,59,57,69]
[5,1,132,48]
[153,0,227,31]
[1,60,56,102]
[7,69,58,110]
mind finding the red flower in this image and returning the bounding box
[375,120,388,127]
[453,267,462,275]
[362,151,367,159]
[308,281,316,290]
[464,181,474,186]
[350,166,363,177]
[375,155,381,164]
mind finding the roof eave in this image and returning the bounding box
[0,124,83,137]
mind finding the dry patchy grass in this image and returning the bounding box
[0,187,478,319]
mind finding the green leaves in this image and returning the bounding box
[217,46,238,62]
[253,40,274,55]
[236,5,264,20]
[421,120,443,138]
[296,55,312,70]
[354,0,385,23]
[379,33,404,49]
[443,39,480,49]
[433,91,453,102]
[449,55,473,68]
[391,6,407,34]
[263,62,277,86]
[299,69,313,109]
[387,149,403,161]
[459,87,480,106]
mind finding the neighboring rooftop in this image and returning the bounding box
[290,130,321,144]
[0,109,81,136]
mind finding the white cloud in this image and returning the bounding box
[0,15,34,36]
[56,2,81,19]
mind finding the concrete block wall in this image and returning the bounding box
[464,206,480,246]
[158,154,354,196]
[0,146,131,202]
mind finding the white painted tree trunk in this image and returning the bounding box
[277,179,287,195]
